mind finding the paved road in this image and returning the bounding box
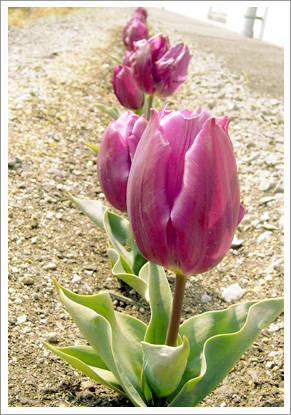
[148,7,284,99]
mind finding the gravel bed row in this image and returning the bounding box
[8,7,284,408]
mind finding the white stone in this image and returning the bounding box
[201,294,212,303]
[16,315,27,325]
[72,274,81,283]
[221,283,245,303]
[46,211,54,219]
[44,262,57,270]
[258,231,272,243]
[251,219,260,228]
[268,323,280,332]
[231,234,243,248]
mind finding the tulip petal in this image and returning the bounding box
[97,125,130,212]
[113,65,144,110]
[127,110,172,266]
[238,204,245,225]
[217,116,230,135]
[122,19,148,50]
[132,40,156,95]
[171,117,240,275]
[160,111,210,209]
[154,43,191,97]
[148,33,169,61]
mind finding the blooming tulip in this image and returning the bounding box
[97,112,148,212]
[127,108,244,275]
[132,34,190,97]
[122,18,148,51]
[153,43,191,97]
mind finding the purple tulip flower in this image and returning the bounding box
[132,33,191,97]
[127,108,244,275]
[113,62,144,110]
[153,43,191,97]
[122,18,148,51]
[132,7,147,22]
[97,112,148,212]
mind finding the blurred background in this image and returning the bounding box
[164,3,288,47]
[8,4,288,48]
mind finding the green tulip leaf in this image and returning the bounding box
[51,279,147,407]
[43,343,124,395]
[142,336,190,398]
[69,193,107,231]
[85,143,100,154]
[108,248,149,302]
[169,297,284,407]
[115,310,147,347]
[104,210,147,275]
[68,194,148,294]
[95,103,122,120]
[69,195,146,276]
[144,262,172,345]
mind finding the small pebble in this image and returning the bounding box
[46,333,60,344]
[258,231,272,243]
[262,223,277,230]
[251,219,260,228]
[16,315,27,325]
[221,283,245,303]
[260,212,269,222]
[231,234,243,249]
[268,323,280,332]
[259,196,275,205]
[72,274,81,283]
[271,386,280,395]
[201,294,212,303]
[44,262,57,270]
[19,276,34,285]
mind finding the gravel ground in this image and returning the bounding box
[8,7,284,408]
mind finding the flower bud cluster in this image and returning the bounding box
[113,9,191,109]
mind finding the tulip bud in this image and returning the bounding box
[127,108,244,275]
[97,112,148,212]
[132,34,191,97]
[122,18,148,51]
[132,7,147,22]
[113,63,144,110]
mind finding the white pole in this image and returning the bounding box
[259,7,269,41]
[241,7,257,38]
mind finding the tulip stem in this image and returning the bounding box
[144,94,155,120]
[165,273,187,347]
